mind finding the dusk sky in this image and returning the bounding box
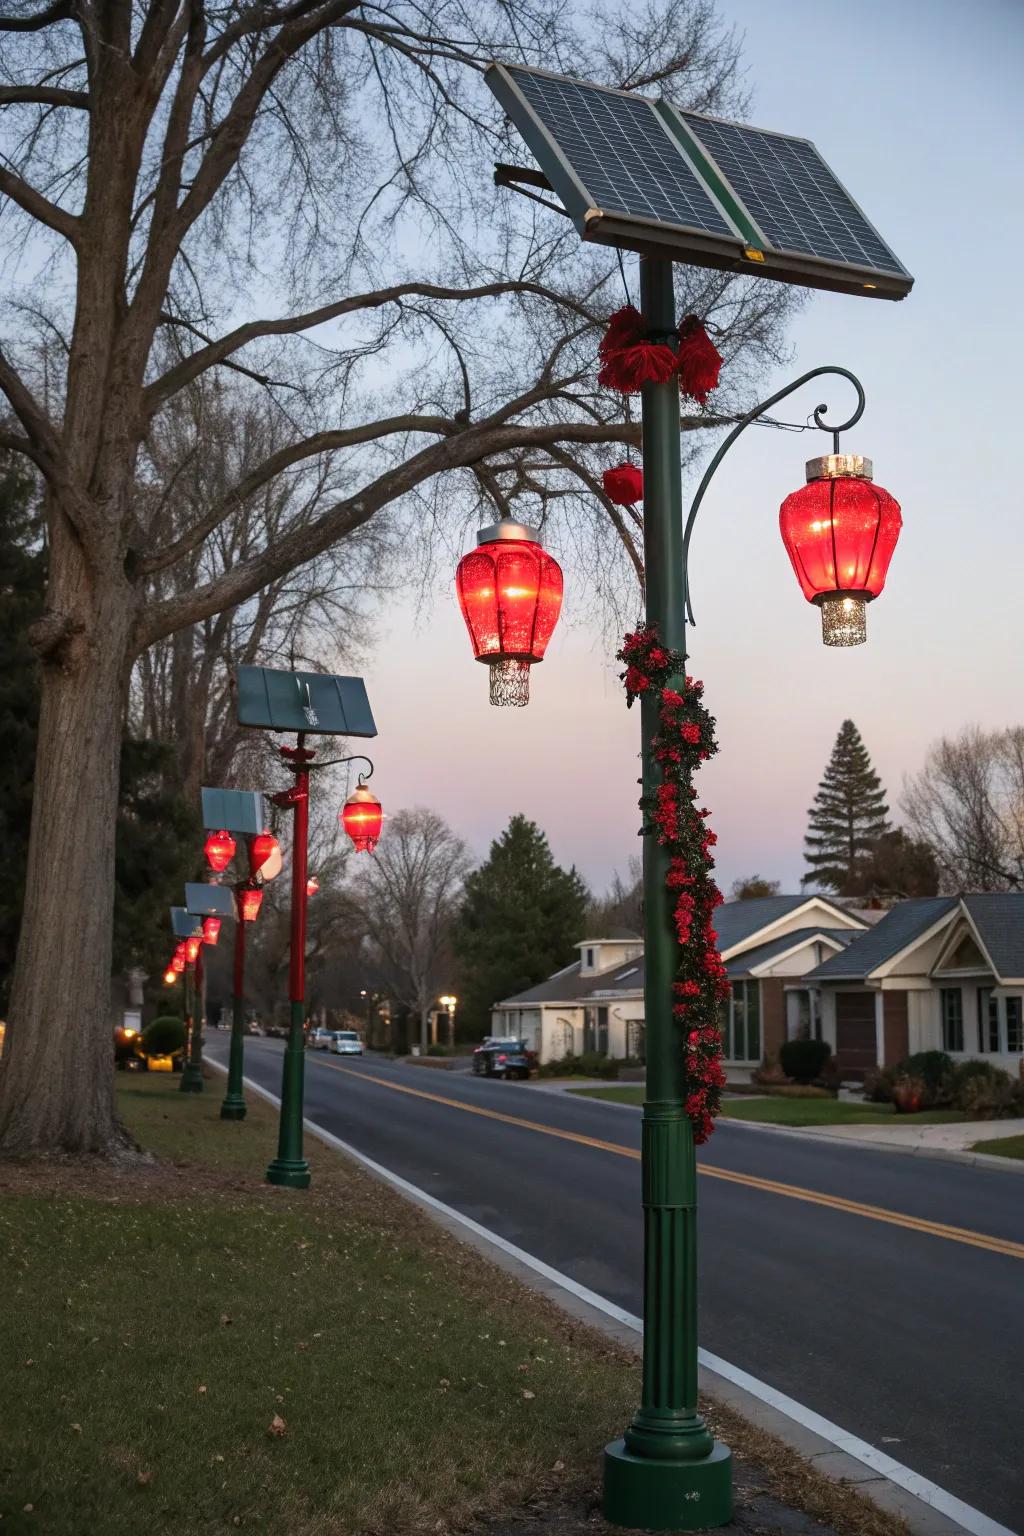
[356,0,1024,898]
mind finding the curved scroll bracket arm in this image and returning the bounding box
[682,366,866,625]
[308,753,375,784]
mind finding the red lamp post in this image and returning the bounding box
[341,783,383,853]
[456,518,563,706]
[779,454,902,646]
[204,829,236,873]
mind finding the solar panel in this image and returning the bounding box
[235,665,377,738]
[486,64,912,299]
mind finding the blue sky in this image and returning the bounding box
[358,0,1024,897]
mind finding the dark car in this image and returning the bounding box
[472,1038,536,1080]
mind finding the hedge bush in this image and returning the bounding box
[141,1016,186,1057]
[778,1038,831,1083]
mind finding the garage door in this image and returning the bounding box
[835,992,877,1079]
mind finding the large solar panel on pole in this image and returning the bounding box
[486,64,912,300]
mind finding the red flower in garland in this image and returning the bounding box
[598,306,678,394]
[615,622,727,1143]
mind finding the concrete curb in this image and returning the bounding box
[206,1055,1013,1536]
[561,1090,1024,1174]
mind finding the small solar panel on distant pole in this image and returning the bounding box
[486,62,912,1532]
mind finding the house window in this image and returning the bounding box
[941,988,964,1052]
[584,1005,608,1055]
[977,988,999,1053]
[720,980,761,1062]
[585,948,595,970]
[1007,998,1023,1054]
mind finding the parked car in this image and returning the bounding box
[472,1038,536,1080]
[243,1020,264,1037]
[309,1026,334,1050]
[329,1030,364,1056]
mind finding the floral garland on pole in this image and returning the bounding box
[618,623,729,1143]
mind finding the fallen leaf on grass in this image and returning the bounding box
[137,1470,153,1486]
[70,1423,82,1433]
[267,1414,287,1438]
[551,1460,565,1473]
[219,1314,232,1327]
[521,1390,536,1401]
[197,1385,207,1397]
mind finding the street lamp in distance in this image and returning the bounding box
[439,994,458,1049]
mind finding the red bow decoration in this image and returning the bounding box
[603,462,644,506]
[597,307,723,404]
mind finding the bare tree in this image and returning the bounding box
[902,727,1024,892]
[350,807,471,1051]
[0,0,798,1154]
[729,875,781,900]
[587,857,643,934]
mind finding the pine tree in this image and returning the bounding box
[454,815,589,1037]
[803,720,890,893]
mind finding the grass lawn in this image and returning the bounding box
[1,1075,637,1535]
[570,1085,967,1127]
[974,1133,1024,1160]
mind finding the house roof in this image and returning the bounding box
[726,928,858,977]
[498,954,645,1007]
[805,897,958,981]
[961,894,1024,981]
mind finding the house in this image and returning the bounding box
[491,896,869,1069]
[802,894,1024,1078]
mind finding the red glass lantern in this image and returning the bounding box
[204,828,236,872]
[185,934,202,963]
[306,877,320,897]
[239,885,263,922]
[171,955,186,973]
[164,966,178,985]
[202,916,221,946]
[779,454,901,647]
[249,831,278,876]
[455,519,563,706]
[341,783,383,854]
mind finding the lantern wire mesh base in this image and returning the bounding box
[820,596,867,647]
[489,658,531,706]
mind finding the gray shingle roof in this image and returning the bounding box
[805,898,957,980]
[498,954,645,1006]
[726,927,858,978]
[961,894,1024,981]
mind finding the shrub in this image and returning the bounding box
[426,1043,451,1057]
[899,1051,954,1101]
[539,1052,623,1079]
[864,1066,898,1103]
[892,1075,928,1114]
[949,1060,1023,1118]
[141,1016,186,1057]
[779,1038,831,1083]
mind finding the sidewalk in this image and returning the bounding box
[785,1116,1024,1153]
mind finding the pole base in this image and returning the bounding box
[220,1098,247,1121]
[603,1439,732,1531]
[266,1157,311,1190]
[179,1065,204,1093]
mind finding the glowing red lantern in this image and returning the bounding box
[204,829,236,872]
[164,967,178,985]
[185,934,202,963]
[171,955,186,974]
[239,885,263,922]
[341,783,383,854]
[779,454,901,647]
[455,519,563,706]
[202,916,221,946]
[603,462,644,506]
[249,831,278,876]
[306,877,320,897]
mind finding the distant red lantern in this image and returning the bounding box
[306,877,319,897]
[455,519,563,706]
[202,916,221,946]
[603,462,644,506]
[239,886,263,922]
[164,967,178,985]
[249,831,278,876]
[204,829,236,872]
[185,934,202,963]
[779,454,902,647]
[341,783,383,854]
[171,955,186,974]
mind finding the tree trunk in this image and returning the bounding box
[420,1005,430,1053]
[0,532,136,1156]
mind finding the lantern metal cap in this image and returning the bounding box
[805,453,873,482]
[476,518,543,546]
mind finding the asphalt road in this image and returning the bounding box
[207,1038,1024,1530]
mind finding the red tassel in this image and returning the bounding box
[598,341,678,394]
[603,462,644,505]
[598,305,645,358]
[677,316,722,405]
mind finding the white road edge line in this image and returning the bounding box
[209,1057,1017,1536]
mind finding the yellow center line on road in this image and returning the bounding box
[314,1059,1024,1262]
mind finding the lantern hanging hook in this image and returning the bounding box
[682,365,866,625]
[308,752,375,781]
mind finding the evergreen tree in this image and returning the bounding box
[803,720,890,893]
[0,454,44,1008]
[454,815,589,1037]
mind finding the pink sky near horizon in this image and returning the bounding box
[350,0,1024,896]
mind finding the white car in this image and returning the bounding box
[329,1030,364,1056]
[309,1026,334,1051]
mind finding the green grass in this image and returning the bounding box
[973,1133,1024,1160]
[0,1074,636,1535]
[570,1085,967,1127]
